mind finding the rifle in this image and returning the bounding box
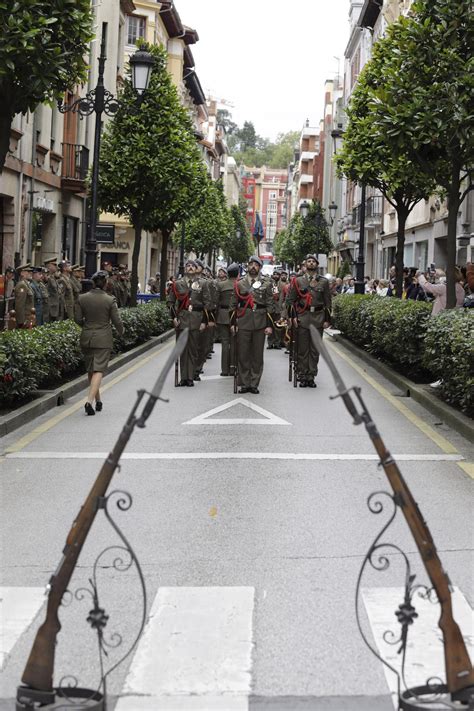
[293,320,298,388]
[288,321,293,382]
[19,330,189,694]
[174,327,180,387]
[309,325,474,701]
[233,327,238,394]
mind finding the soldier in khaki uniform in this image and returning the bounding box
[229,256,273,394]
[30,267,46,325]
[39,269,50,323]
[167,259,211,387]
[14,264,34,328]
[44,257,60,321]
[286,254,331,388]
[267,268,285,350]
[70,265,83,303]
[75,270,124,415]
[57,260,74,319]
[216,263,239,376]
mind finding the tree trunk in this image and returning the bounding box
[394,206,409,298]
[159,229,170,302]
[446,169,461,309]
[0,108,13,173]
[130,220,142,308]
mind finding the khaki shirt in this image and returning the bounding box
[47,273,60,318]
[74,288,124,349]
[167,276,211,331]
[286,273,331,328]
[14,279,34,326]
[216,278,235,325]
[229,274,273,331]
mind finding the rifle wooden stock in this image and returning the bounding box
[22,418,137,691]
[288,324,293,382]
[293,323,298,388]
[233,329,238,394]
[367,422,474,695]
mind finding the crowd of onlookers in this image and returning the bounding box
[327,263,474,314]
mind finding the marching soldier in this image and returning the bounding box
[45,257,60,321]
[13,264,34,328]
[30,267,46,326]
[286,254,331,388]
[229,255,273,394]
[267,268,285,350]
[167,259,211,387]
[216,263,239,376]
[193,259,212,380]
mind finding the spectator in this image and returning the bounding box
[334,277,343,294]
[145,277,157,294]
[417,268,464,315]
[376,279,390,296]
[405,275,426,301]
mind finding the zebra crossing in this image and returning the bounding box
[1,584,473,709]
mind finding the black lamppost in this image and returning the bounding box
[178,222,186,277]
[58,23,154,278]
[328,201,338,226]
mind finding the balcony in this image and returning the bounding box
[366,195,383,220]
[299,174,314,184]
[61,143,89,193]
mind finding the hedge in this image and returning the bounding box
[332,295,473,416]
[0,302,171,406]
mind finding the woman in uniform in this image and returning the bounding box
[74,270,124,415]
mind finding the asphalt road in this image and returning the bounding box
[1,335,473,710]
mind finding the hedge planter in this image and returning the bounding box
[332,294,473,416]
[0,302,171,407]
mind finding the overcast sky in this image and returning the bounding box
[175,0,351,141]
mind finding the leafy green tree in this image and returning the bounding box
[216,109,237,135]
[238,121,258,151]
[223,204,253,263]
[336,260,352,279]
[293,201,333,264]
[273,227,297,268]
[99,43,207,304]
[184,178,231,260]
[335,33,437,297]
[0,0,93,170]
[368,0,473,307]
[268,131,299,169]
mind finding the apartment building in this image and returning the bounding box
[242,166,288,255]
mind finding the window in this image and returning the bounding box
[269,191,277,200]
[351,48,361,89]
[127,15,146,45]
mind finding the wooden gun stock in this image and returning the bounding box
[21,612,60,691]
[370,429,474,695]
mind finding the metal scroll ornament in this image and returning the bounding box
[355,490,472,710]
[16,490,146,711]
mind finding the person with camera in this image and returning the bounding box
[417,267,465,315]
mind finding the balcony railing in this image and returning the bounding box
[61,143,89,190]
[366,195,383,219]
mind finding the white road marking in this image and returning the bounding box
[362,586,474,707]
[183,398,291,426]
[5,452,464,461]
[0,587,45,670]
[200,375,226,381]
[115,586,254,711]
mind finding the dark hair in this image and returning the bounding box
[92,274,107,289]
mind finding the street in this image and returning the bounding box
[0,335,473,710]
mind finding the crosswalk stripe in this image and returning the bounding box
[362,586,474,707]
[115,586,254,711]
[4,452,464,462]
[0,587,45,671]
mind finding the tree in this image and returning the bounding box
[99,43,207,304]
[268,131,300,169]
[224,204,253,264]
[0,0,93,171]
[273,227,297,268]
[293,201,333,264]
[335,32,437,298]
[216,109,237,135]
[184,177,232,261]
[238,121,258,151]
[367,0,474,307]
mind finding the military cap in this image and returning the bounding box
[102,260,112,267]
[91,270,108,280]
[32,266,43,273]
[70,264,79,270]
[217,266,228,274]
[72,264,83,272]
[248,255,263,267]
[44,257,58,265]
[305,254,319,263]
[17,263,33,272]
[185,258,196,267]
[280,269,288,274]
[194,258,204,268]
[5,266,15,274]
[227,262,240,277]
[58,259,70,270]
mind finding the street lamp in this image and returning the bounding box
[328,201,338,226]
[58,23,154,278]
[299,200,310,219]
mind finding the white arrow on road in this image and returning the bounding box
[183,398,291,426]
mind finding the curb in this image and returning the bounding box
[327,332,474,442]
[0,329,174,438]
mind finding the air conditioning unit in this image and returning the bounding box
[33,195,45,210]
[44,198,54,212]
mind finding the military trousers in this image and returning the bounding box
[236,327,265,388]
[296,325,323,380]
[267,318,283,348]
[217,323,234,375]
[178,327,199,381]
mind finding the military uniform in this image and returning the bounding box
[286,258,331,387]
[30,268,46,326]
[58,264,74,320]
[229,257,273,393]
[167,264,212,386]
[39,277,50,323]
[70,266,83,304]
[216,267,237,376]
[267,272,285,349]
[45,258,60,321]
[13,264,34,328]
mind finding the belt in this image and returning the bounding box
[253,304,266,310]
[190,305,204,312]
[309,305,324,313]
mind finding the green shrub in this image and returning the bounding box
[0,302,172,407]
[423,310,474,416]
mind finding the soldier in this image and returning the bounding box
[44,257,60,322]
[39,268,50,323]
[57,260,74,319]
[229,255,273,394]
[30,267,46,326]
[13,264,34,328]
[167,259,211,387]
[216,263,239,376]
[70,265,83,303]
[193,259,213,380]
[286,254,331,388]
[267,268,284,350]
